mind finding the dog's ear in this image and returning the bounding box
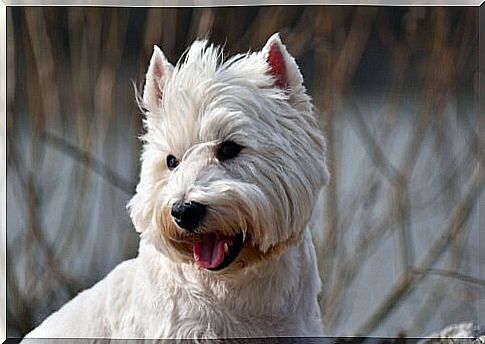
[262,33,304,90]
[143,45,174,112]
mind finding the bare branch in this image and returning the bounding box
[42,132,135,195]
[412,268,485,288]
[355,163,484,336]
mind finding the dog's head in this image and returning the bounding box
[128,34,329,273]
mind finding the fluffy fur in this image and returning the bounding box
[25,33,330,339]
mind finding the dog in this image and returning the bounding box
[25,33,330,339]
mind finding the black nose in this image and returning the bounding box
[171,201,206,231]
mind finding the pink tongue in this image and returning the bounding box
[193,234,232,269]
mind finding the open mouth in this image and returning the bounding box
[193,232,244,271]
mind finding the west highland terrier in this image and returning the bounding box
[25,33,330,339]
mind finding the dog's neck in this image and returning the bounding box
[138,228,322,319]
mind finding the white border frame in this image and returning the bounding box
[0,2,482,342]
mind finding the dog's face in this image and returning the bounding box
[129,34,329,273]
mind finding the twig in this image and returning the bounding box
[412,268,485,287]
[347,98,401,186]
[42,132,136,194]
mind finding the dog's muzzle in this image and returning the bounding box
[170,201,245,271]
[171,201,206,231]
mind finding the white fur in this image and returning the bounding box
[24,33,330,339]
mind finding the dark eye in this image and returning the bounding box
[166,154,179,170]
[217,141,243,161]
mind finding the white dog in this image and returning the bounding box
[25,33,330,339]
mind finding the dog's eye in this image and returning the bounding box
[166,154,179,170]
[217,141,243,161]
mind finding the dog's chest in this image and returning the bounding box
[140,285,284,338]
[113,265,300,338]
[106,243,323,338]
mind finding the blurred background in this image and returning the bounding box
[6,6,483,338]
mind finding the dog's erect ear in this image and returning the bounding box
[143,45,174,112]
[262,33,304,90]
